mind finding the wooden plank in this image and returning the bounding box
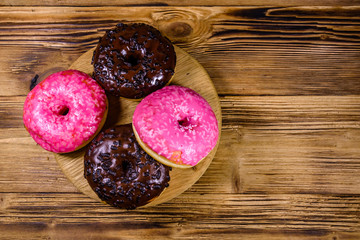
[0,192,359,239]
[1,96,359,195]
[0,6,359,96]
[2,0,360,7]
[219,96,360,194]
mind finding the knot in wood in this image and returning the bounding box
[165,22,193,38]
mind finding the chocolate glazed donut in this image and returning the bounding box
[84,124,171,209]
[92,23,176,99]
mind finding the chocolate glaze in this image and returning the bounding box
[92,23,176,99]
[84,124,171,209]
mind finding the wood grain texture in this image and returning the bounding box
[2,0,360,7]
[0,6,359,97]
[1,96,360,194]
[1,4,360,240]
[0,192,359,239]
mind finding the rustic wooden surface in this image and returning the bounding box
[1,1,360,239]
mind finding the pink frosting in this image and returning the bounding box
[23,70,107,153]
[133,85,219,166]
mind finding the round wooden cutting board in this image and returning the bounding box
[55,45,222,208]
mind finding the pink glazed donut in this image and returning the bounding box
[23,70,108,153]
[132,85,219,168]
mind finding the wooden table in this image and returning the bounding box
[1,1,360,239]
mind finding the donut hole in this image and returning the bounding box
[122,159,138,180]
[178,118,190,127]
[125,54,140,67]
[178,116,196,131]
[122,160,132,174]
[58,106,70,116]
